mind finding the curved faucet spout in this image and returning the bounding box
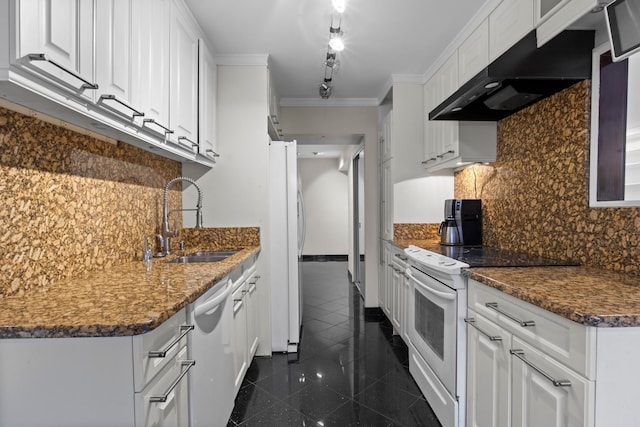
[161,176,203,255]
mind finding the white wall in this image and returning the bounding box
[279,106,379,308]
[183,64,272,355]
[298,158,349,255]
[393,176,454,223]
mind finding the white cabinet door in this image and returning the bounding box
[511,337,594,427]
[535,0,598,47]
[169,0,199,151]
[489,0,534,62]
[15,0,95,101]
[535,0,567,25]
[95,0,139,119]
[232,282,248,393]
[199,39,218,160]
[458,19,489,86]
[466,311,510,427]
[436,54,458,107]
[380,160,393,241]
[423,77,440,166]
[246,271,260,358]
[391,263,402,333]
[131,0,170,133]
[135,346,191,427]
[380,110,393,162]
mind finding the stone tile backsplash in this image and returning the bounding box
[454,80,640,274]
[0,107,182,296]
[394,223,440,241]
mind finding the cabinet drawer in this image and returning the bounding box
[468,280,595,378]
[135,346,192,427]
[132,308,190,392]
[511,337,594,427]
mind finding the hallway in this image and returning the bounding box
[227,260,442,426]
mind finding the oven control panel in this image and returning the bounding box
[404,245,469,276]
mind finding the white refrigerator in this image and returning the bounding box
[269,140,304,353]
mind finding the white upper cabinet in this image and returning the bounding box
[489,0,534,62]
[458,19,489,87]
[198,39,218,161]
[4,0,215,165]
[535,0,601,47]
[169,0,199,152]
[95,0,138,118]
[14,0,96,102]
[131,0,171,135]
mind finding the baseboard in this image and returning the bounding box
[364,307,386,322]
[301,254,348,262]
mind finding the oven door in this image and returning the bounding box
[407,265,457,395]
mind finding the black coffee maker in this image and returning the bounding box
[439,199,482,246]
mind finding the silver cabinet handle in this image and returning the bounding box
[464,318,502,341]
[248,283,257,293]
[486,302,535,327]
[148,325,194,358]
[510,349,571,387]
[394,254,408,262]
[149,360,195,402]
[233,299,244,314]
[421,157,438,164]
[27,53,99,90]
[99,95,144,118]
[178,136,198,148]
[205,149,220,158]
[143,118,174,135]
[437,150,455,158]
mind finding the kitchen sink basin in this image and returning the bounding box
[170,251,238,264]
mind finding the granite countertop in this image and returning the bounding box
[0,246,260,339]
[466,267,640,328]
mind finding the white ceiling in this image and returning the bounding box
[184,0,495,155]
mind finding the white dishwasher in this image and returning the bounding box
[188,277,235,427]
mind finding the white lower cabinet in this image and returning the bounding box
[466,279,598,427]
[465,311,510,427]
[0,308,190,427]
[232,278,249,393]
[135,346,191,427]
[510,337,592,427]
[246,271,260,358]
[232,263,260,395]
[380,243,408,339]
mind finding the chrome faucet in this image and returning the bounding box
[160,176,203,256]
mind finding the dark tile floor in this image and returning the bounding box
[227,260,442,426]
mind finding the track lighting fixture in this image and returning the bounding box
[318,0,346,99]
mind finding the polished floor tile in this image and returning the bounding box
[227,261,442,427]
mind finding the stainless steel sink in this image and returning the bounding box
[170,251,237,264]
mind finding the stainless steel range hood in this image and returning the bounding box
[429,30,595,121]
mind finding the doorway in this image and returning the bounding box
[352,149,365,294]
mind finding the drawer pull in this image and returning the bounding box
[233,299,244,314]
[464,318,502,341]
[486,302,536,327]
[437,150,455,158]
[99,94,145,118]
[510,349,572,387]
[148,325,194,358]
[149,360,195,402]
[26,53,99,90]
[142,118,174,135]
[178,136,198,148]
[394,254,408,262]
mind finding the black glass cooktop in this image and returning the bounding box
[416,244,580,268]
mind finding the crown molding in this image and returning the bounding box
[279,97,379,107]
